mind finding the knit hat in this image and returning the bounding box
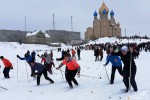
[121,46,128,52]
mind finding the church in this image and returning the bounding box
[85,2,121,40]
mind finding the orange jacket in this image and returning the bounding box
[1,58,12,68]
[62,59,80,70]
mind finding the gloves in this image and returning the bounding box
[56,58,58,61]
[17,55,19,58]
[103,64,106,67]
[56,67,60,70]
[10,67,13,69]
[77,72,80,78]
[37,54,39,56]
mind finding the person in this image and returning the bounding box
[44,52,55,74]
[104,47,123,84]
[71,49,76,60]
[112,46,138,92]
[99,48,103,61]
[0,56,13,78]
[17,50,35,77]
[56,54,80,88]
[31,50,36,61]
[29,61,54,86]
[94,47,99,61]
[77,47,81,60]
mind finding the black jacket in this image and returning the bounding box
[112,51,137,70]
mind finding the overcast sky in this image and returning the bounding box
[0,0,150,38]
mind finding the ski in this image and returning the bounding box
[0,86,8,90]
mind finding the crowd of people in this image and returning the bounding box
[0,41,150,93]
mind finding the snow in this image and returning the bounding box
[86,37,150,45]
[26,31,39,37]
[0,38,150,100]
[26,30,50,38]
[45,33,50,38]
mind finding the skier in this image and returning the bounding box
[31,50,36,61]
[44,52,55,74]
[0,56,13,78]
[17,50,35,77]
[56,53,80,88]
[104,47,123,84]
[29,61,54,85]
[112,46,138,92]
[77,47,81,60]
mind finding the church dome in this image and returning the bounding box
[99,2,109,14]
[93,11,98,16]
[110,10,114,16]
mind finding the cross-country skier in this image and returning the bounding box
[56,53,80,88]
[104,47,123,84]
[29,61,54,86]
[0,56,13,78]
[112,46,138,92]
[17,50,35,77]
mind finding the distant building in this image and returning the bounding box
[26,30,50,44]
[0,30,26,42]
[85,1,121,40]
[0,29,81,45]
[45,30,81,43]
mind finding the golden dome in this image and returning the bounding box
[99,2,109,14]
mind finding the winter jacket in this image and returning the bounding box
[99,49,103,57]
[94,49,99,56]
[18,54,32,63]
[32,63,46,73]
[60,58,80,71]
[45,53,52,64]
[112,51,137,70]
[72,50,76,56]
[105,54,122,67]
[31,51,36,61]
[1,58,12,68]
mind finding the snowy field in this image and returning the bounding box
[0,38,150,100]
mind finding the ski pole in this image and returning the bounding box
[0,85,8,90]
[57,61,64,80]
[104,65,110,82]
[99,66,105,78]
[80,74,101,79]
[25,62,29,81]
[17,58,19,82]
[129,52,132,91]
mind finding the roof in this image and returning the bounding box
[26,30,50,38]
[45,33,50,38]
[99,2,109,14]
[26,31,39,37]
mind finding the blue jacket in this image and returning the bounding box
[105,54,122,67]
[18,55,32,63]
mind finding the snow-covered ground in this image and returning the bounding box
[0,38,150,100]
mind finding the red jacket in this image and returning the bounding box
[41,57,46,63]
[1,58,12,68]
[62,59,80,70]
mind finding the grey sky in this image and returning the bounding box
[0,0,150,38]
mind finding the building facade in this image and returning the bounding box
[45,30,81,43]
[26,30,50,44]
[85,2,121,40]
[0,30,27,42]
